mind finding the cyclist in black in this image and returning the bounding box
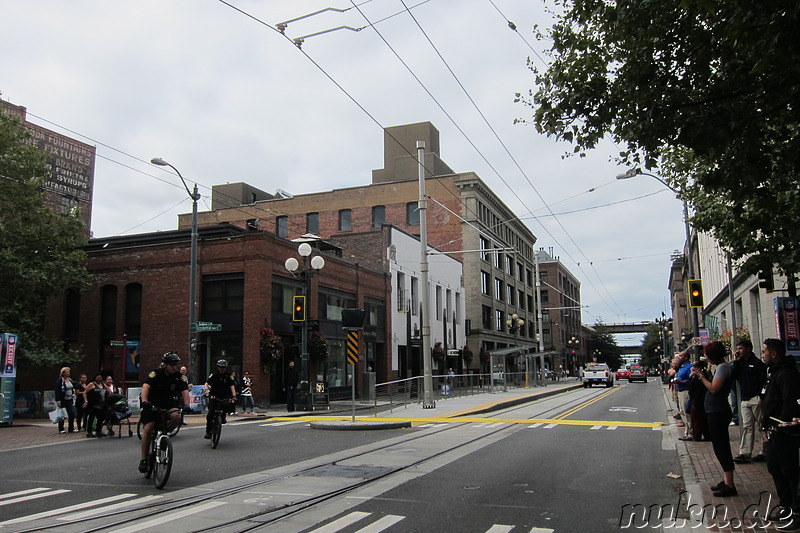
[204,359,237,439]
[139,352,190,473]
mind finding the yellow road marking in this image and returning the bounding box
[268,416,662,428]
[554,386,620,420]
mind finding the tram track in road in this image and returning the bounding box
[7,386,658,533]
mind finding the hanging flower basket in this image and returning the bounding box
[432,342,445,363]
[309,331,330,362]
[259,327,283,374]
[462,345,474,367]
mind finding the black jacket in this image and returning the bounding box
[761,357,800,431]
[732,354,767,401]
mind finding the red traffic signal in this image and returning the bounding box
[688,279,704,308]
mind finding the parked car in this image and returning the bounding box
[628,365,647,383]
[615,368,631,380]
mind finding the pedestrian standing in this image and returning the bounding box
[284,360,299,412]
[731,339,767,463]
[84,373,107,438]
[241,371,254,414]
[760,338,800,529]
[74,373,88,432]
[54,367,76,434]
[674,351,693,436]
[230,371,240,414]
[687,360,711,441]
[691,340,737,497]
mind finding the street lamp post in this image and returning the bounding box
[592,349,601,362]
[617,169,701,361]
[567,336,579,377]
[285,242,325,410]
[505,313,525,386]
[151,157,200,384]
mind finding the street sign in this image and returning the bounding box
[196,323,222,332]
[691,337,701,346]
[195,321,212,327]
[110,340,126,346]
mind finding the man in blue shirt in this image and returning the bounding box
[674,350,693,440]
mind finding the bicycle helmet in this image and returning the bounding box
[216,359,228,368]
[162,352,181,364]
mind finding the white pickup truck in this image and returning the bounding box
[582,363,614,388]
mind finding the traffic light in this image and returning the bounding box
[292,295,306,322]
[758,269,775,293]
[688,279,704,308]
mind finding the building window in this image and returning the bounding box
[64,288,81,341]
[480,236,490,262]
[436,286,442,320]
[506,256,513,275]
[338,209,352,231]
[517,263,524,282]
[481,271,491,296]
[495,278,504,302]
[496,309,505,332]
[543,328,552,346]
[100,285,117,340]
[540,289,549,304]
[204,275,244,313]
[494,250,503,269]
[407,202,420,226]
[527,268,533,287]
[518,289,525,310]
[276,216,288,238]
[372,205,385,228]
[307,212,319,234]
[411,277,419,315]
[527,294,534,312]
[124,283,142,339]
[507,284,515,305]
[482,305,492,330]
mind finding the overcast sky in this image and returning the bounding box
[1,1,686,336]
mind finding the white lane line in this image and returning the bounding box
[529,528,555,532]
[652,426,663,431]
[259,420,306,427]
[543,424,557,429]
[527,423,543,429]
[112,501,225,533]
[485,422,505,428]
[0,493,137,526]
[471,423,489,428]
[309,511,371,533]
[0,489,69,507]
[590,425,602,430]
[486,526,514,533]
[607,426,618,431]
[354,514,404,533]
[0,488,51,501]
[62,495,163,521]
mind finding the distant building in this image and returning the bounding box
[183,122,540,374]
[0,99,95,234]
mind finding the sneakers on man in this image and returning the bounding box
[204,433,211,439]
[138,459,149,473]
[781,514,800,531]
[768,505,792,522]
[733,454,751,464]
[752,453,767,462]
[712,484,738,497]
[59,430,66,434]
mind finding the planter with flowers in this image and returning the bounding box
[259,327,284,374]
[309,331,330,362]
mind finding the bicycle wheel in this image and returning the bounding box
[211,413,222,449]
[153,435,173,489]
[137,419,142,440]
[144,439,155,480]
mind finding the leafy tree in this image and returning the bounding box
[0,114,91,366]
[640,324,666,369]
[588,322,623,370]
[518,1,800,279]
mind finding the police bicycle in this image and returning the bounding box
[207,396,235,449]
[142,406,178,489]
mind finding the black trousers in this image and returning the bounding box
[707,410,735,473]
[766,432,800,510]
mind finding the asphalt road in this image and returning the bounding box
[0,380,681,532]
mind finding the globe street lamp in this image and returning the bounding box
[285,242,325,410]
[151,157,200,384]
[592,349,601,362]
[617,169,701,361]
[568,336,579,377]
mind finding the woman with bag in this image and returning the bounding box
[84,373,107,438]
[54,367,76,434]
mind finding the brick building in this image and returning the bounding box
[186,122,539,368]
[42,224,387,405]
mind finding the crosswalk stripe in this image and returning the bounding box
[0,489,69,507]
[486,525,514,532]
[543,424,557,429]
[309,511,371,533]
[62,495,163,521]
[0,493,137,526]
[112,501,225,533]
[354,514,404,532]
[0,488,51,501]
[607,426,618,430]
[529,528,555,532]
[527,423,543,428]
[590,425,602,430]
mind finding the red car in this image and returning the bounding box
[615,368,631,380]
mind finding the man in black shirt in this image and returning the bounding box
[203,359,237,439]
[139,352,190,473]
[285,360,299,412]
[731,339,767,463]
